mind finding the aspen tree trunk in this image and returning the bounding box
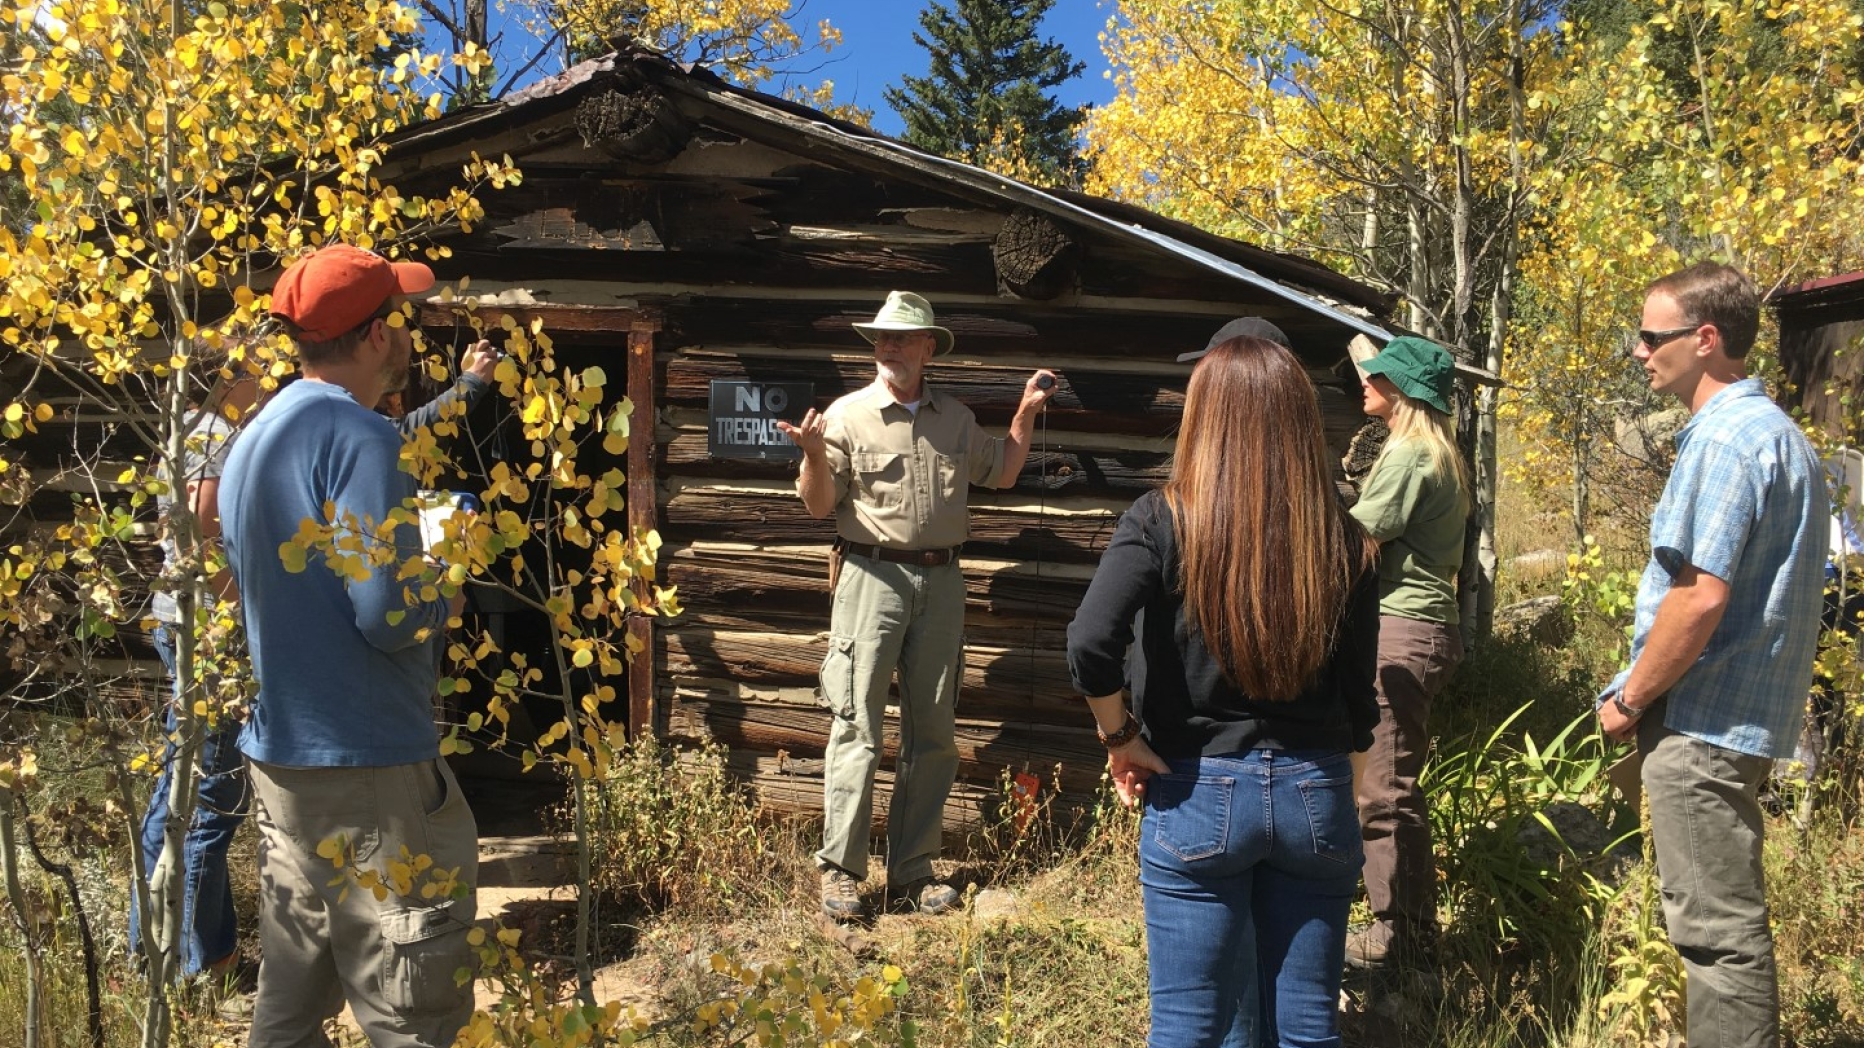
[1445,5,1482,641]
[1446,7,1476,358]
[1465,0,1533,639]
[543,524,598,1005]
[1363,187,1380,277]
[141,384,207,1008]
[140,3,202,1042]
[1406,195,1431,336]
[2,787,42,1048]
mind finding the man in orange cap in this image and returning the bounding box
[220,245,477,1048]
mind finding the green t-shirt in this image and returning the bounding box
[1349,438,1467,623]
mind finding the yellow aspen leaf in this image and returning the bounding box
[278,542,307,573]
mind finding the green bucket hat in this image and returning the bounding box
[852,291,955,356]
[1361,336,1455,414]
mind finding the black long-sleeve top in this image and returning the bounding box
[1066,489,1381,759]
[396,373,490,435]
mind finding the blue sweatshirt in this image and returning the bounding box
[220,380,452,767]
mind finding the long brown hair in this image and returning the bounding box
[1162,337,1376,700]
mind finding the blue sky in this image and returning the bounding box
[465,2,1119,137]
[786,0,1119,136]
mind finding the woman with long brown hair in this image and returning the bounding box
[1067,336,1380,1048]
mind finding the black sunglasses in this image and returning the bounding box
[1634,325,1701,350]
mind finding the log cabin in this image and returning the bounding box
[8,46,1460,842]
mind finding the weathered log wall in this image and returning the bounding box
[370,79,1387,840]
[650,323,1369,842]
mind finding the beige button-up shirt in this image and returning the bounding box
[807,381,1006,549]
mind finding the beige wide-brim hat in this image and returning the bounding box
[852,290,955,356]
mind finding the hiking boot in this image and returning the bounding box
[894,878,960,916]
[1344,922,1394,970]
[1344,920,1433,971]
[187,958,257,1022]
[214,988,257,1023]
[820,866,864,921]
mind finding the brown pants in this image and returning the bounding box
[1356,615,1463,936]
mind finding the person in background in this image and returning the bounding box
[1344,335,1470,970]
[778,290,1056,921]
[131,368,259,988]
[1597,262,1826,1048]
[377,338,497,430]
[1172,315,1291,364]
[1339,336,1391,491]
[221,245,475,1048]
[1067,336,1380,1048]
[1788,447,1864,789]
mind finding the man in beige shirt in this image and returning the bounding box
[779,290,1055,920]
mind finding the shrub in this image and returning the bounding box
[574,736,772,917]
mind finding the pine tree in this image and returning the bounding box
[885,0,1086,186]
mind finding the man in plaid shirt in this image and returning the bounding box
[1598,262,1827,1048]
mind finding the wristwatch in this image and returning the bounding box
[1611,691,1646,721]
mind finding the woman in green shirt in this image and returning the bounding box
[1344,337,1470,970]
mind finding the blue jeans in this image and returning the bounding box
[1140,750,1362,1048]
[131,624,249,977]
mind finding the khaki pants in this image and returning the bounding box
[1356,615,1462,937]
[248,759,479,1048]
[1639,709,1781,1048]
[815,554,964,885]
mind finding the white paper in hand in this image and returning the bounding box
[416,490,468,557]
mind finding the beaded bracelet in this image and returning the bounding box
[1097,710,1142,749]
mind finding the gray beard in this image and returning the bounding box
[876,362,914,389]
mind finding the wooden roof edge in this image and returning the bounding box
[381,47,1397,324]
[644,70,1399,340]
[1768,271,1864,313]
[1041,188,1397,316]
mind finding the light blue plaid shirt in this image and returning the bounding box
[1604,378,1828,759]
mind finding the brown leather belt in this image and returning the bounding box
[838,540,960,567]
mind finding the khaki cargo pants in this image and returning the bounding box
[815,554,964,885]
[247,758,478,1048]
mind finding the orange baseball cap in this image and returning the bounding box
[269,245,435,341]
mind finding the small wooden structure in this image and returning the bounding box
[370,48,1411,834]
[8,48,1412,837]
[1774,271,1864,441]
